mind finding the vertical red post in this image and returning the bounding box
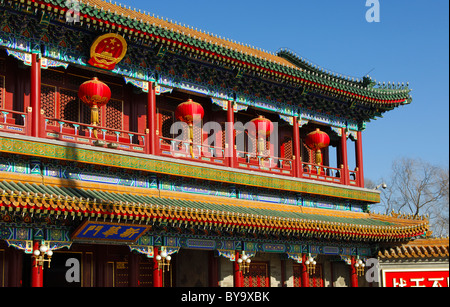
[30,53,41,138]
[340,128,349,185]
[31,241,43,287]
[356,131,364,188]
[350,256,358,288]
[208,251,219,287]
[147,82,157,155]
[226,100,235,169]
[233,251,243,287]
[301,254,309,287]
[293,117,301,178]
[153,247,162,287]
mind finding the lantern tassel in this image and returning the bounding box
[315,149,323,175]
[257,137,265,156]
[189,124,194,158]
[91,106,99,139]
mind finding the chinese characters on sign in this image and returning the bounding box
[71,221,149,242]
[383,269,449,287]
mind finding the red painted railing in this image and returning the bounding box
[0,108,29,135]
[43,117,147,153]
[0,110,360,187]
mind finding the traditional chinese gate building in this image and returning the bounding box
[0,0,442,287]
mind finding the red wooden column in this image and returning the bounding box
[147,82,157,155]
[31,241,43,287]
[208,251,219,287]
[340,128,350,185]
[292,117,302,178]
[233,251,243,287]
[153,247,163,287]
[226,100,236,168]
[301,254,309,287]
[350,256,359,287]
[30,53,41,138]
[355,131,364,187]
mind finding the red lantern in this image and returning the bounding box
[305,128,330,164]
[175,99,205,157]
[175,99,205,124]
[250,115,274,155]
[78,77,111,138]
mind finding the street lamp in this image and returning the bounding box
[354,258,366,276]
[32,242,53,269]
[305,255,317,275]
[237,251,252,274]
[156,248,171,272]
[375,183,387,190]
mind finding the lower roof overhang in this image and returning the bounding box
[0,178,429,243]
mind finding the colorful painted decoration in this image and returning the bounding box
[88,33,128,70]
[78,77,111,138]
[250,115,274,155]
[305,128,330,164]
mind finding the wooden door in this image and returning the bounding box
[243,262,270,287]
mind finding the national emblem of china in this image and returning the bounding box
[88,33,128,70]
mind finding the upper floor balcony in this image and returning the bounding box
[0,49,365,188]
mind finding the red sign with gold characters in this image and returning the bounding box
[88,33,128,70]
[382,269,449,287]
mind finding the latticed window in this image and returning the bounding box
[243,262,269,287]
[302,143,313,163]
[41,68,124,134]
[41,84,56,125]
[157,109,175,144]
[0,75,4,109]
[106,99,123,133]
[292,264,324,287]
[59,88,79,125]
[281,137,293,160]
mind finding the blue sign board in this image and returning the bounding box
[71,221,150,242]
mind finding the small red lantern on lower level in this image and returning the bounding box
[305,128,330,165]
[175,99,205,157]
[78,77,111,138]
[249,115,274,155]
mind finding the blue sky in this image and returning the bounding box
[118,0,449,182]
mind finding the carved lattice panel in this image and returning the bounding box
[0,75,4,109]
[243,262,269,287]
[281,137,293,160]
[41,84,56,125]
[292,264,324,287]
[293,264,302,287]
[59,88,79,126]
[105,99,123,135]
[158,109,174,145]
[302,143,313,163]
[308,264,324,287]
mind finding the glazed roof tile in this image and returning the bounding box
[3,0,411,106]
[0,180,429,241]
[378,238,449,259]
